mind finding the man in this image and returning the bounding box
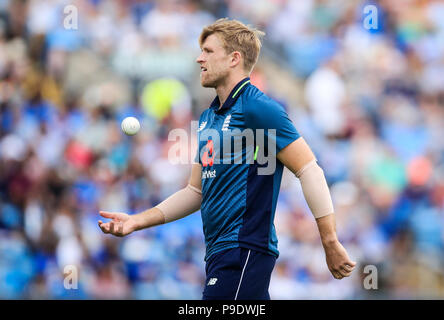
[98,18,356,300]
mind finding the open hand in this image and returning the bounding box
[98,211,135,237]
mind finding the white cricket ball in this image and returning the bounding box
[121,116,140,136]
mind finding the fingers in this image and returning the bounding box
[100,211,117,220]
[99,211,126,237]
[99,219,124,237]
[331,269,343,279]
[109,221,115,234]
[341,264,355,273]
[331,262,357,279]
[325,242,357,279]
[98,220,110,234]
[345,260,357,268]
[330,263,356,279]
[339,260,357,277]
[338,268,352,278]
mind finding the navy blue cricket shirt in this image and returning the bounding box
[195,77,300,261]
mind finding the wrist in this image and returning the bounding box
[321,234,338,247]
[127,216,140,232]
[131,208,165,232]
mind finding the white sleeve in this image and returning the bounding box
[155,184,202,223]
[295,160,334,219]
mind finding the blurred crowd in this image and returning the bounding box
[0,0,444,299]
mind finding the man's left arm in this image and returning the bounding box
[277,137,356,279]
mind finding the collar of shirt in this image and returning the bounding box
[210,77,251,114]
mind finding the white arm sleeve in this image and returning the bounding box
[155,184,202,223]
[295,159,334,219]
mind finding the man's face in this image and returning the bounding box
[196,34,232,88]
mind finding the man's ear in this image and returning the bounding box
[230,51,242,68]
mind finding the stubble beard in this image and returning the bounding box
[201,69,228,88]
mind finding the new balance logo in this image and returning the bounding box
[197,121,207,132]
[207,278,218,286]
[222,115,231,131]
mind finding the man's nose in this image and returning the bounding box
[196,52,204,64]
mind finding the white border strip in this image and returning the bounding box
[234,249,251,300]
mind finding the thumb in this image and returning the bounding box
[346,260,357,267]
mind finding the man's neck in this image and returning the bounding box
[215,74,248,107]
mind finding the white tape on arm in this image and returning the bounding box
[295,160,334,219]
[155,184,202,223]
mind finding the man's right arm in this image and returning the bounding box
[98,163,202,236]
[154,162,202,224]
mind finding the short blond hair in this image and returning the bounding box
[199,18,265,73]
